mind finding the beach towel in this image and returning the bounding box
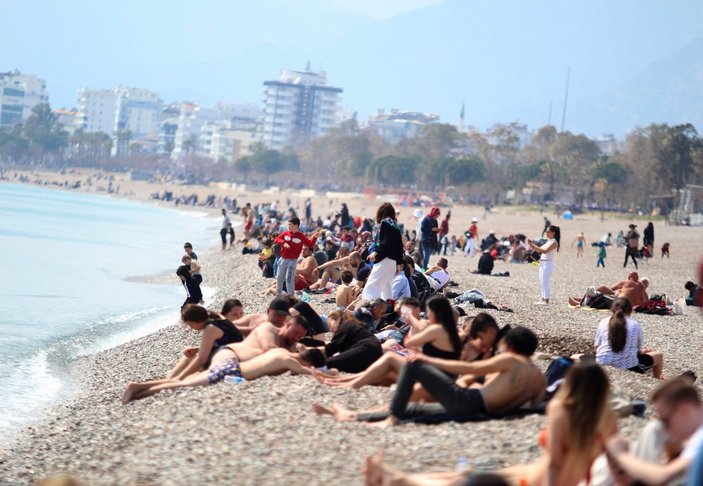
[634,300,671,315]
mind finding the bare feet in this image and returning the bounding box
[121,382,145,404]
[366,416,399,428]
[568,297,581,306]
[363,452,407,486]
[311,401,358,422]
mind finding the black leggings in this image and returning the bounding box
[624,248,638,268]
[326,342,383,373]
[357,360,486,422]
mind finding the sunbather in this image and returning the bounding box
[594,297,665,379]
[313,326,545,427]
[167,304,243,380]
[316,295,465,389]
[122,315,311,403]
[361,362,616,486]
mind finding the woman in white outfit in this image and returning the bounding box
[527,225,560,306]
[362,203,405,301]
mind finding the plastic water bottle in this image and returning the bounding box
[455,456,468,472]
[223,375,246,385]
[301,291,311,303]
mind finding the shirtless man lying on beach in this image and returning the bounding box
[228,296,295,335]
[568,272,649,308]
[122,315,317,404]
[313,327,545,427]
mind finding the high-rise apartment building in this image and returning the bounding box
[262,68,342,149]
[0,70,49,129]
[76,89,117,134]
[76,87,162,139]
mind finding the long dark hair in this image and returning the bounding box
[556,363,610,465]
[426,295,462,354]
[608,297,632,353]
[548,225,561,251]
[181,304,222,324]
[375,202,397,223]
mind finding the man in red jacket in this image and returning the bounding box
[274,217,321,295]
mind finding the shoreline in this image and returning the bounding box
[1,169,702,485]
[0,181,225,448]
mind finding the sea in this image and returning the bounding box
[0,182,219,441]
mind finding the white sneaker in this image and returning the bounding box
[533,301,549,306]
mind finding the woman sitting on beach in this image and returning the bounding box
[594,297,665,379]
[361,362,617,486]
[316,295,463,389]
[122,316,335,404]
[167,303,244,380]
[301,310,383,373]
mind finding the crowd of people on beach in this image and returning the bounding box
[117,199,703,485]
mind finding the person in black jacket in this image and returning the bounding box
[362,202,405,300]
[322,310,383,373]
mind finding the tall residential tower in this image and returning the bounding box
[262,68,342,149]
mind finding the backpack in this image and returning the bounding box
[544,356,574,400]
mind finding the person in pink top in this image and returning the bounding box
[274,217,321,295]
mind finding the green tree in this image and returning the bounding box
[443,156,486,186]
[234,156,251,175]
[367,155,418,186]
[22,103,68,162]
[0,126,29,162]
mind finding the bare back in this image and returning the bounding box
[478,355,546,413]
[225,322,281,362]
[616,281,647,306]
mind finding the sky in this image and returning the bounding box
[2,0,702,136]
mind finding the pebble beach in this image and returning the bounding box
[1,176,702,485]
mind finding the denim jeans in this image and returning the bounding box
[421,243,434,269]
[277,257,297,294]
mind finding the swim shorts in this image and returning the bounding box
[208,358,243,384]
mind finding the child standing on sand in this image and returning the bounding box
[274,217,320,295]
[573,232,586,258]
[597,241,607,268]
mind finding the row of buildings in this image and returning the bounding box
[1,68,619,161]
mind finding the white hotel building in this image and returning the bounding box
[262,68,342,149]
[0,71,49,129]
[76,87,162,140]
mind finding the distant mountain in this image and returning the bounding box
[569,36,703,135]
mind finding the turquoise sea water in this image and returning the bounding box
[0,183,219,439]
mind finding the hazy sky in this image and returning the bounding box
[331,0,441,19]
[2,0,702,135]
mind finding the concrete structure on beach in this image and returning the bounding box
[0,70,49,129]
[262,67,343,149]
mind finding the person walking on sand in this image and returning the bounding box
[527,225,560,306]
[596,241,607,268]
[573,232,586,258]
[220,208,230,251]
[624,224,640,269]
[464,217,479,257]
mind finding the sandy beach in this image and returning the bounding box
[1,169,702,485]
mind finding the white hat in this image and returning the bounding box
[413,209,424,218]
[489,229,495,234]
[471,217,479,223]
